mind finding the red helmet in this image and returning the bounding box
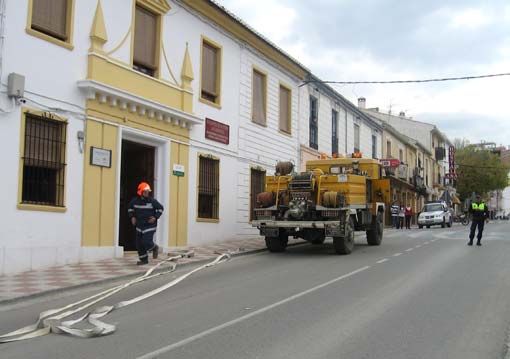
[137,182,151,196]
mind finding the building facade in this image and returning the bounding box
[299,78,382,169]
[0,0,309,274]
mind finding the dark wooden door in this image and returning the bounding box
[119,140,155,251]
[250,168,266,221]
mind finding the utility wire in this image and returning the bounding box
[300,72,510,86]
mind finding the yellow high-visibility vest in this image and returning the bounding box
[471,202,485,211]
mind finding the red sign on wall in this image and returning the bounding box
[205,118,229,145]
[379,158,401,168]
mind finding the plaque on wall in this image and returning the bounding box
[90,147,112,168]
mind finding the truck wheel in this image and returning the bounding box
[441,219,445,228]
[418,224,423,229]
[333,219,354,255]
[366,213,383,246]
[265,232,288,252]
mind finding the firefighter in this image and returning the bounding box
[128,182,164,265]
[468,195,489,246]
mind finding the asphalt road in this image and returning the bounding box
[1,221,510,359]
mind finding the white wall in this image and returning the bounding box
[0,0,106,274]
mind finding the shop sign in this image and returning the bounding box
[379,158,400,168]
[205,118,229,145]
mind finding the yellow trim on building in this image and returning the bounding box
[17,107,68,213]
[137,0,171,15]
[199,35,223,109]
[81,119,118,247]
[251,65,268,126]
[26,0,75,50]
[181,0,306,79]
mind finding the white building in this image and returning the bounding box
[361,102,453,201]
[0,0,309,275]
[299,77,382,167]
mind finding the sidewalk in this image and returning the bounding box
[0,237,304,304]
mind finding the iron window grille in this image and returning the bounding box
[22,113,67,207]
[198,156,220,219]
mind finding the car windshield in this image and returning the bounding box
[423,204,443,212]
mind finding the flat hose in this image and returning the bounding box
[0,250,239,343]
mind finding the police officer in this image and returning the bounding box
[468,194,489,246]
[128,182,164,265]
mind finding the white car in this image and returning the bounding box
[418,203,452,228]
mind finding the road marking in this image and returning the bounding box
[393,253,402,257]
[136,265,371,359]
[415,245,422,248]
[376,258,388,264]
[405,248,414,252]
[423,242,429,245]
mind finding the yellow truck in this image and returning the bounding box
[252,156,390,254]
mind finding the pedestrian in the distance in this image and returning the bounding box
[391,201,399,228]
[128,182,164,265]
[405,205,413,229]
[468,194,489,246]
[398,206,405,229]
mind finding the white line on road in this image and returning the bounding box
[136,265,372,359]
[423,242,429,245]
[376,258,388,264]
[405,248,414,252]
[415,245,422,248]
[393,253,402,257]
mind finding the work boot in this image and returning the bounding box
[467,241,473,246]
[152,245,159,259]
[476,241,482,246]
[137,258,149,265]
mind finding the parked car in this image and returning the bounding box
[417,202,452,228]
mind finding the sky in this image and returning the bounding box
[218,0,510,147]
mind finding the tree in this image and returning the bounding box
[455,147,509,200]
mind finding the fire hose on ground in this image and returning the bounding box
[0,250,239,343]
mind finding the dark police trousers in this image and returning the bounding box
[136,227,157,261]
[469,219,485,243]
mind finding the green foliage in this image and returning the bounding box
[455,147,509,200]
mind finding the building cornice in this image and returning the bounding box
[77,79,203,128]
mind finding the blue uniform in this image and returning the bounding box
[128,196,164,261]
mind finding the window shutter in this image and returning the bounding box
[134,6,157,69]
[279,86,290,132]
[201,43,218,99]
[32,0,68,40]
[252,71,266,125]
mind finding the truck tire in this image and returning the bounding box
[265,232,288,252]
[366,213,383,246]
[441,219,445,228]
[333,219,354,255]
[418,224,423,229]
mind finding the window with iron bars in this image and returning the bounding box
[198,155,220,219]
[21,113,67,207]
[309,96,318,149]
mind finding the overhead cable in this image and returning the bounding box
[300,72,510,86]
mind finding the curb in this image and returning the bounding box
[0,240,307,306]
